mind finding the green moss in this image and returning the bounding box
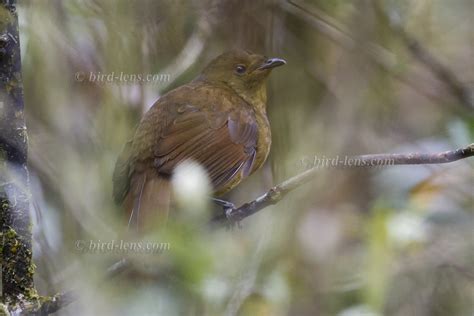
[39,294,59,305]
[0,304,10,316]
[0,148,7,161]
[0,7,14,33]
[4,228,17,239]
[26,288,39,300]
[1,227,37,303]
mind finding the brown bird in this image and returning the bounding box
[113,49,285,230]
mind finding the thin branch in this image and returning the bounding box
[105,258,131,279]
[397,29,473,109]
[281,0,396,65]
[211,144,474,224]
[371,0,474,110]
[37,292,75,315]
[280,0,472,108]
[9,292,75,316]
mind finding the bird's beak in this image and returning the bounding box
[258,57,286,70]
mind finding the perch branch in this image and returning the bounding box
[211,144,474,224]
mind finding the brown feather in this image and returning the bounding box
[115,83,259,231]
[124,170,170,231]
[113,49,285,231]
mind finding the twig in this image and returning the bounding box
[396,28,473,109]
[281,0,395,64]
[105,258,131,279]
[3,291,75,316]
[371,0,474,110]
[211,144,474,224]
[37,292,75,315]
[280,0,470,107]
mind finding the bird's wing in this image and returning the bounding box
[153,105,257,191]
[151,88,258,192]
[113,84,259,206]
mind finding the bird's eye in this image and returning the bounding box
[235,65,247,74]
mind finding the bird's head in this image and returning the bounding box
[198,49,286,108]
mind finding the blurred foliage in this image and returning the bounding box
[14,0,474,315]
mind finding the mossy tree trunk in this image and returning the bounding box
[0,0,36,307]
[0,2,72,314]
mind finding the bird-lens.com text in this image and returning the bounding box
[75,239,171,254]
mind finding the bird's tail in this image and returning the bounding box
[122,170,171,232]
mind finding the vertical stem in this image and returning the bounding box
[0,0,36,303]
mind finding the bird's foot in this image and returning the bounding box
[212,198,242,230]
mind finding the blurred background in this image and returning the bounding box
[17,0,473,315]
